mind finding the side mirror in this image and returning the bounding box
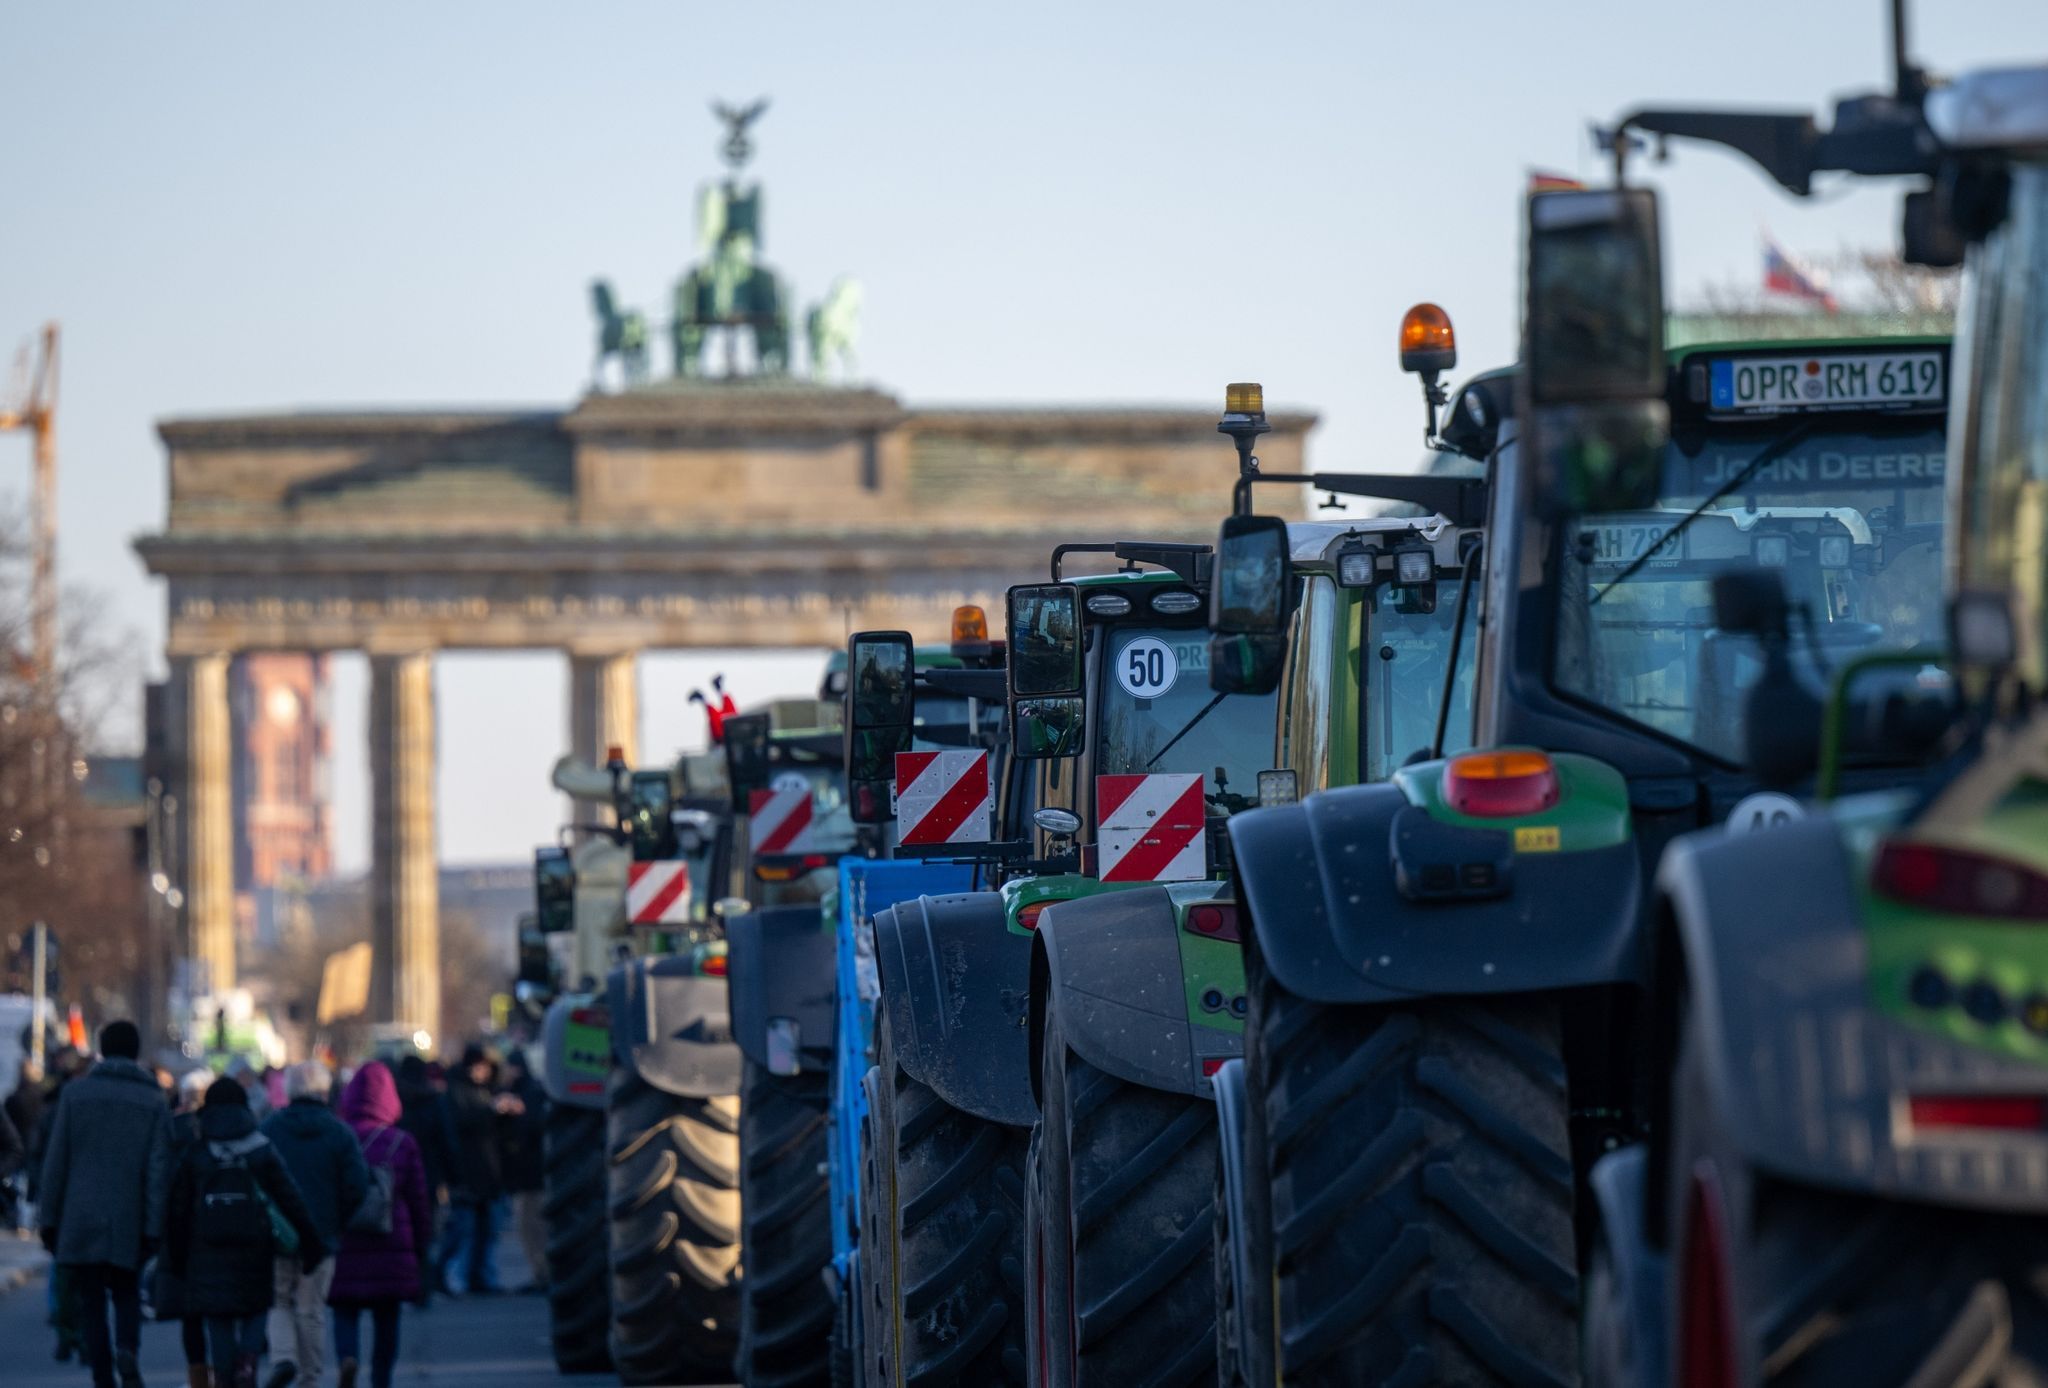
[1007,584,1086,760]
[532,846,576,934]
[1523,187,1669,516]
[516,912,552,988]
[722,713,772,813]
[622,770,678,861]
[1210,515,1292,635]
[1208,634,1287,696]
[845,630,914,822]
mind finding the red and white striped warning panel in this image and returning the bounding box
[894,750,993,846]
[627,860,692,925]
[1097,773,1207,882]
[749,787,816,857]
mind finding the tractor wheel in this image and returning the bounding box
[605,1068,741,1386]
[543,1100,611,1374]
[737,1057,834,1388]
[1264,988,1578,1386]
[1233,931,1280,1388]
[1668,1003,2048,1385]
[1027,993,1218,1387]
[858,1057,900,1388]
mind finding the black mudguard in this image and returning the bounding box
[726,903,836,1076]
[1030,885,1223,1100]
[1212,1057,1255,1370]
[1587,1145,1669,1388]
[1229,781,1643,1004]
[606,955,742,1099]
[873,891,1036,1127]
[1661,819,2048,1212]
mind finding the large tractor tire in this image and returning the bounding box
[1263,987,1578,1387]
[858,1060,900,1388]
[737,1057,835,1388]
[1026,996,1218,1387]
[1230,933,1281,1388]
[1668,1005,2048,1385]
[606,1069,742,1386]
[543,1101,612,1373]
[868,1010,1028,1386]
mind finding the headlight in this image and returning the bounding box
[1084,593,1132,617]
[1395,548,1434,586]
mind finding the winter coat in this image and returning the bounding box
[165,1104,326,1317]
[261,1098,370,1246]
[37,1057,174,1269]
[498,1074,547,1194]
[149,1112,204,1321]
[6,1079,45,1197]
[441,1077,506,1203]
[396,1075,450,1197]
[330,1063,432,1305]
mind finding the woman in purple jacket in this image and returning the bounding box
[329,1062,432,1388]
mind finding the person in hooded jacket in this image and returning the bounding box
[167,1078,325,1388]
[329,1062,431,1388]
[259,1063,368,1388]
[159,1071,213,1388]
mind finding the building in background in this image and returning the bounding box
[231,652,333,944]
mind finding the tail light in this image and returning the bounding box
[1872,839,2048,919]
[1201,1058,1226,1077]
[1443,750,1560,819]
[754,863,798,882]
[699,952,729,978]
[1016,901,1048,931]
[1907,1093,2048,1132]
[568,1007,608,1029]
[1677,1166,1738,1388]
[1184,902,1241,943]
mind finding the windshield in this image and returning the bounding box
[1554,422,1946,762]
[1954,161,2048,687]
[1097,626,1276,813]
[1367,597,1476,780]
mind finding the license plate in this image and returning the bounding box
[1710,352,1943,413]
[1170,640,1208,673]
[1582,522,1681,567]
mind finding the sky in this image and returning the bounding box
[2,0,2043,874]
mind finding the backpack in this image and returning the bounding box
[194,1143,271,1250]
[346,1128,399,1236]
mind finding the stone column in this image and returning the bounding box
[370,651,440,1045]
[567,649,639,817]
[174,653,236,999]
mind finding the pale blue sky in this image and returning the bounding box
[2,1,2042,871]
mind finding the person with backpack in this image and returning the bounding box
[329,1062,431,1388]
[36,1020,174,1388]
[259,1063,368,1388]
[167,1078,325,1388]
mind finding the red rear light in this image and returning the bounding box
[568,1007,607,1028]
[699,952,729,977]
[1017,902,1048,931]
[801,854,831,871]
[1873,839,2048,919]
[1677,1167,1737,1388]
[1201,1058,1226,1077]
[1184,903,1241,943]
[1907,1094,2048,1132]
[1443,750,1561,819]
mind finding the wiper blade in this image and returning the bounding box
[1145,691,1229,769]
[1589,419,1820,606]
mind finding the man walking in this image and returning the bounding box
[497,1050,548,1293]
[260,1063,368,1387]
[37,1019,174,1388]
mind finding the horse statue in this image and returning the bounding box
[806,278,863,380]
[589,279,650,389]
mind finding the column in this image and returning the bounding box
[370,651,440,1045]
[567,649,639,818]
[174,653,236,999]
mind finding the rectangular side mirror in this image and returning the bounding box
[1013,695,1086,759]
[624,770,678,861]
[1208,633,1288,696]
[722,713,773,813]
[845,630,914,821]
[516,912,553,987]
[533,846,576,934]
[1006,584,1084,760]
[1211,515,1293,636]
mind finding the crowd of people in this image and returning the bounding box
[2,1023,551,1388]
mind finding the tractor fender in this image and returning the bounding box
[726,903,836,1076]
[1029,885,1226,1102]
[1211,1056,1255,1372]
[539,992,609,1110]
[1229,781,1643,1005]
[605,955,741,1099]
[1586,1145,1669,1388]
[873,892,1037,1128]
[1659,819,2048,1211]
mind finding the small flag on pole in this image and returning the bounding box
[1528,171,1584,193]
[1762,235,1838,313]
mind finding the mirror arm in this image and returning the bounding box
[1234,472,1486,527]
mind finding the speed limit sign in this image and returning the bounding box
[1725,792,1804,836]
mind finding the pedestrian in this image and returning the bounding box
[157,1070,214,1388]
[497,1050,548,1293]
[35,1019,174,1388]
[0,1094,23,1229]
[166,1078,325,1388]
[260,1063,368,1388]
[330,1062,432,1388]
[437,1044,507,1296]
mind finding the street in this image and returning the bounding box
[0,1233,710,1388]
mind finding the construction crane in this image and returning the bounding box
[0,323,58,695]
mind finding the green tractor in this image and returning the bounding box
[1579,20,2048,1387]
[1210,210,1957,1380]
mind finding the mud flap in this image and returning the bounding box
[1212,1057,1256,1382]
[727,903,835,1076]
[873,892,1036,1127]
[1586,1144,1669,1388]
[605,956,741,1099]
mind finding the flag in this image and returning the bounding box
[1528,171,1584,193]
[1763,236,1838,312]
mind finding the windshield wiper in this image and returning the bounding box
[1588,419,1820,606]
[1145,691,1228,769]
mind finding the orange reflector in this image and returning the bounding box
[952,605,989,644]
[754,863,800,882]
[1225,382,1264,415]
[1444,750,1560,818]
[1908,1094,2048,1131]
[1398,303,1457,374]
[1017,902,1048,931]
[699,953,728,977]
[605,744,626,765]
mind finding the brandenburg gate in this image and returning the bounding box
[137,383,1314,1040]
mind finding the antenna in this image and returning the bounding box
[1892,0,1926,104]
